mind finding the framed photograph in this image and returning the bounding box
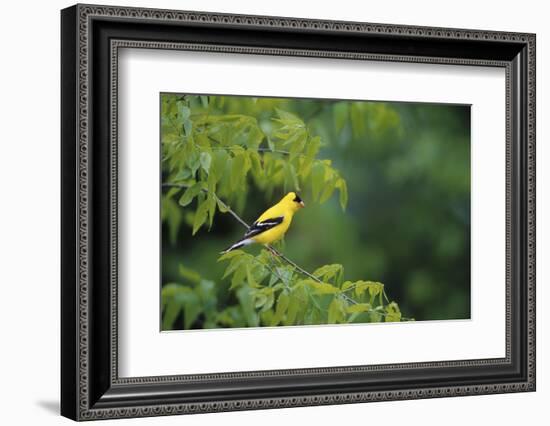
[61,4,536,421]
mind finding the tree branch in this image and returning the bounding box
[268,248,324,284]
[257,147,292,156]
[254,255,291,291]
[209,145,295,157]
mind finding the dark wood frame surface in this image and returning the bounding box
[61,4,536,421]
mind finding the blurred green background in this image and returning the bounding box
[162,95,470,324]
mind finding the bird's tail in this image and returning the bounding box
[220,238,253,254]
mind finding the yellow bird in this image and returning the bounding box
[222,192,305,253]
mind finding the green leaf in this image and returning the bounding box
[271,291,289,326]
[284,162,300,192]
[211,150,229,181]
[245,125,265,148]
[385,302,402,322]
[200,96,209,108]
[284,293,300,325]
[275,108,302,124]
[336,178,348,211]
[342,281,354,291]
[368,282,383,298]
[216,197,230,213]
[173,168,192,182]
[237,287,259,327]
[207,169,217,194]
[312,264,343,282]
[195,132,210,149]
[267,137,275,152]
[207,194,216,228]
[268,270,280,286]
[314,282,340,294]
[165,187,181,199]
[246,264,260,288]
[162,297,181,330]
[306,136,321,159]
[282,129,302,146]
[289,132,307,161]
[254,292,268,309]
[249,150,263,175]
[197,279,216,306]
[230,153,245,190]
[346,303,372,314]
[301,279,339,295]
[218,249,244,262]
[200,152,212,173]
[180,105,191,120]
[274,267,293,286]
[222,256,246,279]
[183,119,193,136]
[230,262,248,289]
[260,288,275,312]
[369,311,382,322]
[354,281,368,297]
[328,298,345,324]
[311,162,325,201]
[182,292,201,329]
[178,183,203,207]
[161,282,181,305]
[178,264,201,284]
[186,146,201,175]
[319,176,336,203]
[302,136,321,176]
[162,196,182,245]
[161,284,202,330]
[192,199,209,235]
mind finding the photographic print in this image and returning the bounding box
[160,94,471,331]
[61,7,535,418]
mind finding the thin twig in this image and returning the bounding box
[267,246,324,284]
[255,255,291,291]
[209,144,297,157]
[340,293,358,305]
[257,147,292,156]
[212,192,250,229]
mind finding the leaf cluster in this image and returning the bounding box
[161,95,347,240]
[161,250,409,329]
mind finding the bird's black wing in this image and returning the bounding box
[243,216,284,239]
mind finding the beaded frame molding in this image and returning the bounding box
[61,3,536,421]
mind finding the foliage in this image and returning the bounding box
[160,94,408,329]
[161,95,347,242]
[162,252,403,329]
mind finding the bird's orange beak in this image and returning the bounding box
[299,200,305,208]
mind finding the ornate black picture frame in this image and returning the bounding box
[61,4,536,421]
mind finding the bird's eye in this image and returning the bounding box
[293,194,302,203]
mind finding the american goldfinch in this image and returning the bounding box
[222,192,305,253]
